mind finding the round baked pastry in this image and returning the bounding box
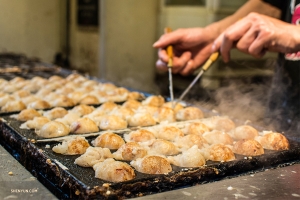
[128,112,156,127]
[153,107,176,123]
[1,100,26,112]
[156,126,184,141]
[146,139,180,156]
[96,101,119,114]
[255,132,289,150]
[98,115,128,130]
[12,90,31,99]
[142,95,165,107]
[54,87,74,95]
[202,130,233,145]
[175,134,208,149]
[204,144,236,162]
[168,145,206,167]
[43,107,68,120]
[70,117,99,134]
[176,106,204,121]
[0,95,15,107]
[52,136,90,155]
[124,129,156,142]
[74,147,113,167]
[92,132,125,150]
[130,155,172,174]
[71,104,95,116]
[229,125,259,141]
[55,112,80,126]
[202,116,236,132]
[183,122,210,135]
[233,139,264,156]
[79,95,100,105]
[122,99,141,110]
[162,102,184,112]
[27,100,52,110]
[93,158,136,182]
[37,121,70,138]
[67,91,85,104]
[48,75,64,82]
[16,108,42,121]
[21,116,51,130]
[110,107,135,121]
[127,91,145,101]
[113,142,147,161]
[51,95,75,107]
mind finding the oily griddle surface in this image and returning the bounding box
[1,115,300,199]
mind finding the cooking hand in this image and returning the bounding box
[212,12,300,62]
[153,27,217,76]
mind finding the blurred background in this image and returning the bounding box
[0,0,279,124]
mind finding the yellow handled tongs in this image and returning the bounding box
[164,27,174,104]
[176,52,219,104]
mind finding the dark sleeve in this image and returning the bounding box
[262,0,286,11]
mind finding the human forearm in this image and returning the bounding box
[204,0,281,38]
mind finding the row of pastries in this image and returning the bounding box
[0,74,145,112]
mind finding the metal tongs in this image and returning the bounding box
[176,52,219,104]
[164,27,174,103]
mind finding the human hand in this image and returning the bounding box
[153,27,217,75]
[212,12,300,62]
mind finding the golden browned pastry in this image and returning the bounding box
[142,95,165,107]
[162,101,185,112]
[98,115,128,130]
[27,100,52,110]
[1,100,26,112]
[70,117,99,134]
[202,130,233,145]
[43,107,68,120]
[21,116,51,130]
[35,88,52,98]
[124,129,156,142]
[54,87,74,95]
[156,126,184,141]
[183,122,210,135]
[146,139,180,156]
[128,112,157,127]
[93,158,135,182]
[175,134,208,149]
[96,101,119,113]
[66,73,83,81]
[153,107,176,123]
[255,132,289,150]
[0,95,15,107]
[204,144,235,162]
[175,106,204,121]
[12,90,31,99]
[71,104,95,116]
[233,139,264,156]
[79,95,100,105]
[21,95,40,105]
[113,142,147,161]
[202,116,236,132]
[130,155,172,174]
[105,87,129,102]
[92,132,125,150]
[37,121,70,138]
[48,75,64,82]
[10,77,25,84]
[52,136,90,155]
[51,95,75,107]
[44,82,62,91]
[99,83,117,92]
[127,91,145,101]
[168,145,206,167]
[74,147,113,167]
[16,108,42,121]
[2,83,18,93]
[122,99,141,110]
[110,107,135,121]
[229,125,259,141]
[67,91,85,104]
[30,76,48,85]
[136,105,159,116]
[55,112,80,126]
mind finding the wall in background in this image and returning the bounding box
[0,0,66,63]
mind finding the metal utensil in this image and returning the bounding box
[164,27,174,103]
[176,52,219,103]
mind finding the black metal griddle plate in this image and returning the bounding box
[1,115,300,200]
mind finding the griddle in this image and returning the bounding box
[1,54,300,199]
